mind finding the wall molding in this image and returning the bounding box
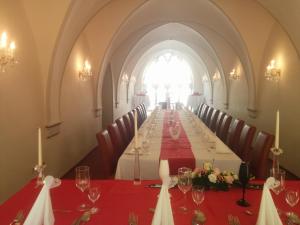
[94,107,102,117]
[45,122,62,138]
[247,107,257,118]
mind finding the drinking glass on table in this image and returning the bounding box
[75,166,90,211]
[88,187,100,214]
[270,169,286,195]
[192,185,205,209]
[285,188,299,211]
[178,167,192,212]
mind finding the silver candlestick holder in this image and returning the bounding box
[270,147,283,173]
[34,163,46,187]
[133,147,141,185]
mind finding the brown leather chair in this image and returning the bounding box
[136,107,143,128]
[204,107,214,126]
[250,131,275,179]
[122,114,133,140]
[128,110,135,130]
[107,122,126,159]
[197,103,205,118]
[116,117,130,146]
[209,109,220,132]
[140,103,147,119]
[215,111,226,135]
[216,114,232,143]
[226,119,245,150]
[236,124,256,161]
[96,130,116,178]
[200,104,209,121]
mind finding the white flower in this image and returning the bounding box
[208,174,217,183]
[203,162,213,171]
[233,174,238,180]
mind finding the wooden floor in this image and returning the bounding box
[62,147,299,180]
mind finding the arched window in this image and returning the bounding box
[143,52,193,109]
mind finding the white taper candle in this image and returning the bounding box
[134,110,138,148]
[275,110,279,149]
[38,127,43,166]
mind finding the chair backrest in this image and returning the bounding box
[250,131,275,179]
[236,124,256,161]
[140,103,147,119]
[196,103,204,116]
[200,104,209,121]
[194,104,200,115]
[96,130,115,178]
[215,111,226,135]
[122,114,133,141]
[128,110,135,130]
[116,117,130,146]
[209,109,220,132]
[136,107,143,128]
[226,119,245,150]
[216,114,232,142]
[107,122,126,159]
[204,107,214,126]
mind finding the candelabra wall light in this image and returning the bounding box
[212,72,221,81]
[121,73,129,84]
[79,60,92,81]
[265,59,280,82]
[229,68,240,80]
[0,31,17,72]
[202,75,208,83]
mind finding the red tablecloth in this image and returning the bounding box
[160,111,195,175]
[1,179,299,224]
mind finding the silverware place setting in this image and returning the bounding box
[72,211,91,225]
[228,214,241,225]
[128,212,138,225]
[9,210,24,225]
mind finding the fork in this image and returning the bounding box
[128,212,138,225]
[9,210,24,225]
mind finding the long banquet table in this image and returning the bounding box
[116,109,242,179]
[1,179,299,224]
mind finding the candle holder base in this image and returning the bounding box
[237,199,250,207]
[34,163,46,187]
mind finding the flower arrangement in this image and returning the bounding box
[192,162,239,191]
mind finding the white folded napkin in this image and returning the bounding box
[24,176,61,225]
[256,177,283,225]
[151,160,174,225]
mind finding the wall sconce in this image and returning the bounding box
[79,60,92,81]
[202,76,208,82]
[265,59,280,82]
[0,31,17,72]
[121,73,129,84]
[212,72,221,81]
[229,68,240,80]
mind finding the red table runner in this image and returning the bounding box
[1,179,299,225]
[160,111,196,175]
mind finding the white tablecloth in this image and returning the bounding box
[115,109,241,180]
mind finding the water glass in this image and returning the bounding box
[192,185,205,208]
[178,167,192,211]
[285,189,299,208]
[88,187,100,214]
[270,169,286,195]
[75,166,90,211]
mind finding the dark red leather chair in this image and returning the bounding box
[140,103,147,119]
[204,107,214,126]
[116,117,130,146]
[215,111,226,135]
[236,124,256,161]
[96,130,116,178]
[136,107,144,128]
[208,109,220,132]
[122,114,133,140]
[226,119,245,150]
[250,131,274,179]
[200,104,209,121]
[128,110,135,130]
[107,122,126,159]
[216,114,232,143]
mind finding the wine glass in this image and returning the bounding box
[75,166,90,211]
[192,185,205,209]
[286,189,299,209]
[237,162,250,207]
[178,167,192,212]
[270,169,286,195]
[88,187,100,214]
